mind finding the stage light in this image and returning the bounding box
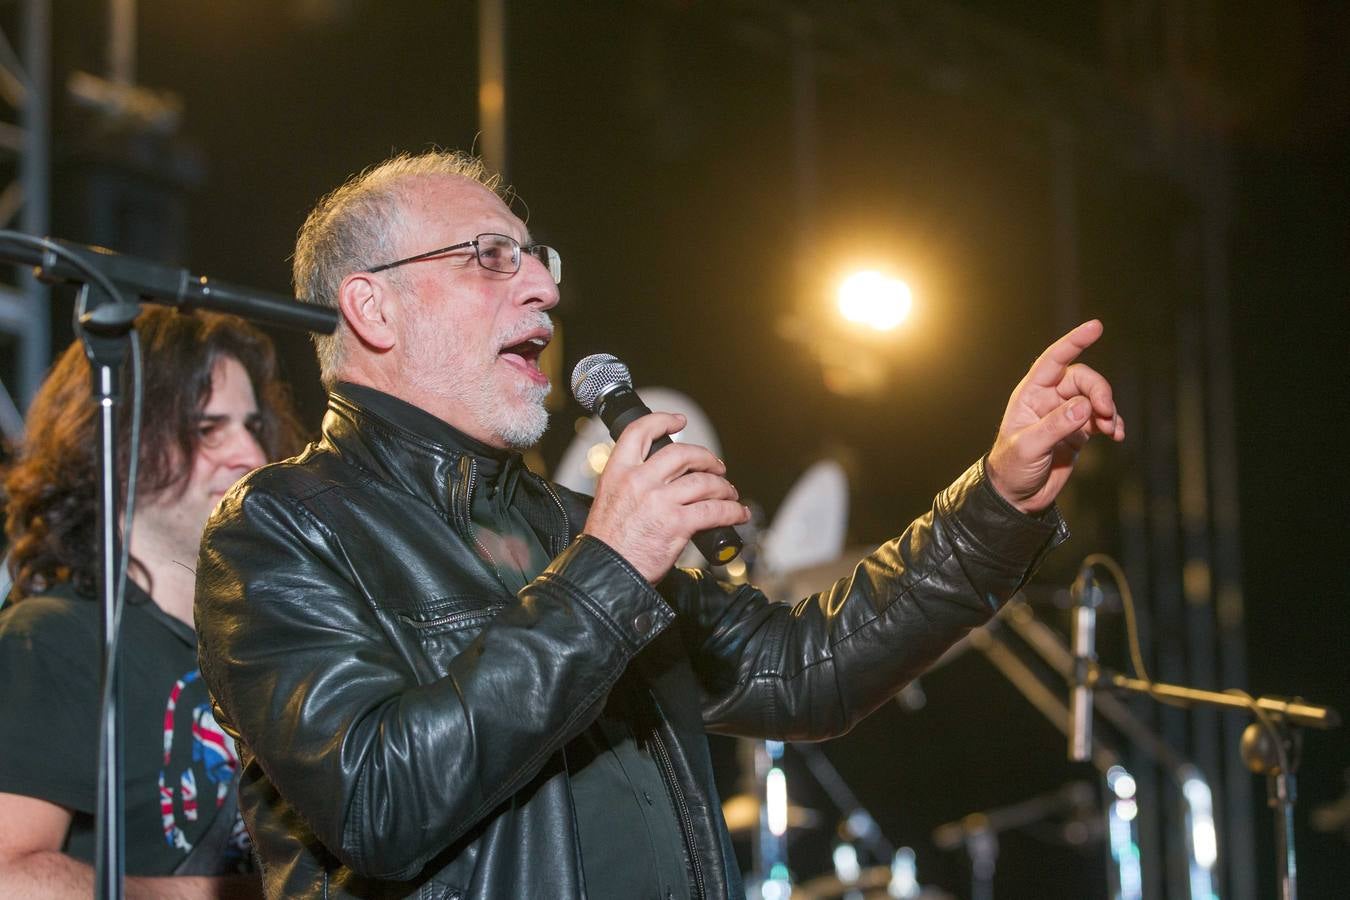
[1106,765,1144,900]
[831,842,861,883]
[1107,765,1137,799]
[761,867,791,900]
[836,270,912,332]
[766,767,788,836]
[1183,771,1219,871]
[889,847,921,899]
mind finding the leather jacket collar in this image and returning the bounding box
[322,385,576,556]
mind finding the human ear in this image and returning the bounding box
[337,273,397,351]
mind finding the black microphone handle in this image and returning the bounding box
[594,386,743,566]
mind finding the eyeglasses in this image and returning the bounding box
[365,232,562,284]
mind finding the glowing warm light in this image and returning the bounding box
[724,559,748,580]
[837,270,913,332]
[766,767,788,836]
[585,442,612,475]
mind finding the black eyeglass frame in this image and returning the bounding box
[364,232,562,284]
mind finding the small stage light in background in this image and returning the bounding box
[836,270,912,333]
[779,260,922,396]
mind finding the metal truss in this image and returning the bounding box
[0,0,49,426]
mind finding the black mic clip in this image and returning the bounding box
[1070,564,1105,612]
[1069,565,1103,691]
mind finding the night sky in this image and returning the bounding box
[19,1,1350,896]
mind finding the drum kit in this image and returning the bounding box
[713,616,1090,900]
[721,784,957,900]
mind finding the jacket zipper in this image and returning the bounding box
[398,608,494,630]
[537,476,571,554]
[649,722,708,900]
[460,457,504,586]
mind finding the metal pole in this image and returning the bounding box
[477,0,507,176]
[93,357,125,900]
[1271,771,1296,900]
[1199,133,1256,900]
[108,0,135,84]
[18,0,51,405]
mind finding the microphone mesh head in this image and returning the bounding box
[571,353,631,412]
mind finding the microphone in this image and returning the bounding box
[571,353,743,566]
[1068,564,1102,762]
[0,233,337,334]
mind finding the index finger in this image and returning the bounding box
[1026,319,1105,388]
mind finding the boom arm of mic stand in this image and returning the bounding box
[1096,671,1340,729]
[0,234,337,334]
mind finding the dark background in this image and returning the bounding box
[13,1,1350,897]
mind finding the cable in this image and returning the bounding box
[1078,552,1150,685]
[0,230,142,649]
[0,230,125,320]
[98,327,142,724]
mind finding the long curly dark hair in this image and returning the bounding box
[3,306,304,601]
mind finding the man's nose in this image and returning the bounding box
[226,427,268,472]
[519,254,560,311]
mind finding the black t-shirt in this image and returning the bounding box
[0,582,251,875]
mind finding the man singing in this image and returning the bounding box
[196,150,1124,899]
[0,307,301,897]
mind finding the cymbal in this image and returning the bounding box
[720,793,819,835]
[794,866,954,900]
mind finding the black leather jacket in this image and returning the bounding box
[195,388,1065,899]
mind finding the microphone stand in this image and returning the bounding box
[0,231,337,899]
[81,294,139,900]
[932,782,1097,900]
[999,600,1219,898]
[1083,665,1337,900]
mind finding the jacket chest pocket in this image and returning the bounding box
[376,595,504,680]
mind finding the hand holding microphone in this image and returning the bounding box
[572,354,746,582]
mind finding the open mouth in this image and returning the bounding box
[498,332,551,384]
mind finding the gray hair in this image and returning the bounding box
[292,150,505,386]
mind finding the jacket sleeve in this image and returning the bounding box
[195,481,672,881]
[672,458,1066,740]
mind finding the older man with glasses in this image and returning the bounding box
[195,149,1123,899]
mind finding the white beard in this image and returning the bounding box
[405,311,552,449]
[485,376,550,449]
